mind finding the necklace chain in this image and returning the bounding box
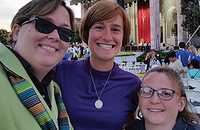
[89,67,112,100]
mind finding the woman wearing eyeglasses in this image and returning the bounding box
[53,1,141,129]
[126,66,200,130]
[0,0,75,130]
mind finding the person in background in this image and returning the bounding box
[164,45,175,65]
[187,45,198,68]
[79,43,84,58]
[144,49,162,71]
[0,0,76,129]
[176,42,189,78]
[63,50,71,60]
[70,44,78,60]
[168,51,184,78]
[126,66,200,130]
[53,1,141,129]
[187,59,200,79]
[160,43,166,51]
[85,46,90,58]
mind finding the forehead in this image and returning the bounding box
[94,15,123,26]
[142,72,175,90]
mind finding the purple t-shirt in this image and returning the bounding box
[54,57,141,130]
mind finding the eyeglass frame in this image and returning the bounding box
[139,86,177,100]
[20,16,76,42]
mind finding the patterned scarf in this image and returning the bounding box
[9,75,69,130]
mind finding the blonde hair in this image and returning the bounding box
[7,0,75,44]
[141,66,199,125]
[79,0,131,47]
[188,45,198,55]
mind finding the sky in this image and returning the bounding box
[0,0,81,31]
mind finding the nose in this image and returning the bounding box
[149,92,161,104]
[47,29,61,42]
[103,29,113,41]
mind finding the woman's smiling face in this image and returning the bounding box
[13,5,71,71]
[139,72,186,127]
[88,15,123,61]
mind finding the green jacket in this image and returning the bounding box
[0,43,61,130]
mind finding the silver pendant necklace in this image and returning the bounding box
[89,67,112,109]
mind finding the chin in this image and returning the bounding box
[147,118,164,125]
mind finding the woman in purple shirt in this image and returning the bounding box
[54,1,140,129]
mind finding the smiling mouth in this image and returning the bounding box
[148,109,163,112]
[40,45,58,51]
[97,43,115,49]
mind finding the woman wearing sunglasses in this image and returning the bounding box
[126,66,200,130]
[53,1,140,129]
[0,0,75,130]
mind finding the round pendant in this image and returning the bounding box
[95,99,103,109]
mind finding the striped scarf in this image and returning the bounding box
[9,75,69,130]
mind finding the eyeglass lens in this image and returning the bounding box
[139,87,175,100]
[35,17,75,42]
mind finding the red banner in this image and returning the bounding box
[138,0,150,44]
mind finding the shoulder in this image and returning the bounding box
[55,59,86,74]
[187,124,200,130]
[116,67,141,83]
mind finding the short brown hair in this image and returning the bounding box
[79,1,131,47]
[8,0,75,44]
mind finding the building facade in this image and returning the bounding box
[70,0,188,51]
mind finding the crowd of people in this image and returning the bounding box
[1,0,200,130]
[63,43,90,60]
[144,42,200,80]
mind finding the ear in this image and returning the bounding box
[12,24,21,41]
[178,97,186,112]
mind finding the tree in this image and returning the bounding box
[70,21,82,44]
[0,29,9,45]
[181,0,200,36]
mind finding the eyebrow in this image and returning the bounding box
[94,21,123,28]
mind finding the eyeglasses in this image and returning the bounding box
[21,17,76,42]
[139,86,176,100]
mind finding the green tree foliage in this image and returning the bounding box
[70,21,82,44]
[181,0,200,36]
[0,29,9,45]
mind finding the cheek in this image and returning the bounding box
[138,97,147,108]
[60,42,70,53]
[114,35,123,46]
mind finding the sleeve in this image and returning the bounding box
[177,61,184,71]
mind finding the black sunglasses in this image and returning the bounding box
[21,17,76,42]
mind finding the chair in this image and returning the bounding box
[185,89,200,114]
[181,78,189,89]
[134,62,141,74]
[187,79,200,91]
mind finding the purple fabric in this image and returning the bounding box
[54,57,141,130]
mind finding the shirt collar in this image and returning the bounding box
[10,49,55,85]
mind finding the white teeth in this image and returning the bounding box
[41,46,56,51]
[149,109,162,112]
[98,44,113,49]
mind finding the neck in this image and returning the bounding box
[89,56,114,71]
[33,66,50,82]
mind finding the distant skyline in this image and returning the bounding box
[0,0,81,31]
